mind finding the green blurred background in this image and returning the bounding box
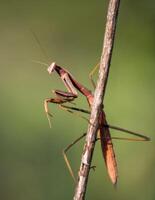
[0,0,155,199]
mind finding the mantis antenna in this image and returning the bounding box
[30,28,50,61]
[32,60,49,67]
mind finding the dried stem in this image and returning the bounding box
[73,0,120,199]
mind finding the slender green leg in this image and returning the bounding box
[61,106,150,181]
[106,124,150,141]
[96,125,150,141]
[62,133,86,182]
[60,104,90,114]
[89,62,100,89]
[111,137,150,141]
[96,135,150,142]
[59,104,90,123]
[59,104,150,141]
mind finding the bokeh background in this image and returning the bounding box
[0,0,155,199]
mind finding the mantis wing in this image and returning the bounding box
[99,111,118,185]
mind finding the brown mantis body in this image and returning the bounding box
[31,28,150,185]
[44,62,150,185]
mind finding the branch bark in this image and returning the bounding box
[73,0,120,199]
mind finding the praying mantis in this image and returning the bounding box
[44,62,150,185]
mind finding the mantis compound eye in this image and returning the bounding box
[47,62,56,74]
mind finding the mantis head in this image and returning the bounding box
[47,62,56,74]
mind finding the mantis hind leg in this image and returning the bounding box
[58,104,150,142]
[62,132,96,182]
[62,133,86,182]
[106,124,150,141]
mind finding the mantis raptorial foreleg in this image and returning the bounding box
[44,89,77,128]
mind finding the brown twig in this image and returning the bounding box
[73,0,120,199]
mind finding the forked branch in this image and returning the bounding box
[73,0,120,199]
